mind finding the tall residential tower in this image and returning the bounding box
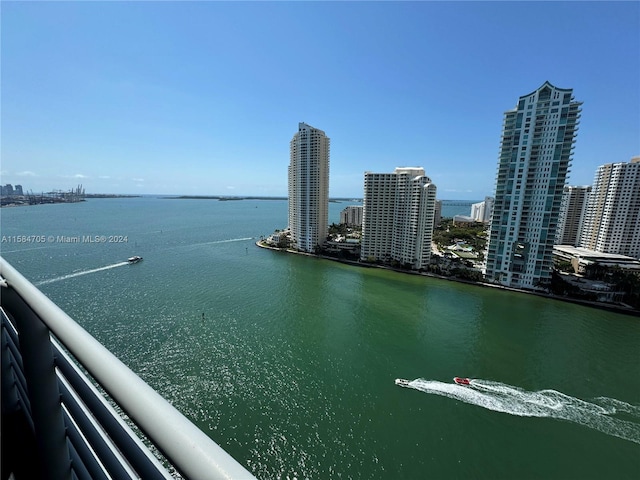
[288,122,330,253]
[555,185,591,246]
[579,156,640,258]
[361,167,437,270]
[485,82,582,289]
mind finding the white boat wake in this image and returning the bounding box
[175,237,254,250]
[203,237,253,245]
[401,378,640,444]
[35,262,130,286]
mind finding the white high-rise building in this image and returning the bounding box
[555,185,591,246]
[361,167,437,270]
[470,196,495,223]
[340,206,363,226]
[485,82,582,289]
[579,156,640,258]
[288,122,330,253]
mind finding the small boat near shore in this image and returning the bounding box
[127,256,143,264]
[395,378,411,386]
[454,377,471,386]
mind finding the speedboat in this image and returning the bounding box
[453,377,471,386]
[127,256,143,264]
[395,378,411,386]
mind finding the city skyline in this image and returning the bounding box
[1,2,638,200]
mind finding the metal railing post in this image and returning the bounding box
[2,287,72,480]
[1,317,20,413]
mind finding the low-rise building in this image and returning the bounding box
[265,230,290,248]
[553,245,640,274]
[453,215,475,225]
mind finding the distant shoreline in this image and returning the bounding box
[169,195,287,201]
[0,193,141,207]
[255,241,640,318]
[84,194,142,199]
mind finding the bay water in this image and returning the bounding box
[1,197,639,479]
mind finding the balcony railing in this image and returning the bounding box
[0,257,255,480]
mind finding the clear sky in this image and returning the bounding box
[2,1,638,200]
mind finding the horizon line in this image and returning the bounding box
[83,193,486,202]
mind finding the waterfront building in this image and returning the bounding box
[555,185,591,246]
[14,185,23,196]
[265,229,289,248]
[553,245,640,275]
[2,184,15,196]
[485,81,582,289]
[288,122,330,253]
[361,167,437,270]
[470,196,494,223]
[340,205,363,227]
[579,156,640,258]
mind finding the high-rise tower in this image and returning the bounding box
[555,185,591,246]
[579,157,640,258]
[470,196,495,223]
[288,122,330,253]
[484,82,582,289]
[361,167,437,270]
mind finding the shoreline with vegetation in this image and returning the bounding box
[255,240,640,318]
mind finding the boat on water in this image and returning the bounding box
[395,378,411,386]
[453,377,471,386]
[127,256,143,264]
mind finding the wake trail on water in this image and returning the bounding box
[403,379,640,445]
[201,237,253,245]
[2,245,54,254]
[169,237,255,251]
[35,262,130,286]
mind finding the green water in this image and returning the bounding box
[2,198,639,479]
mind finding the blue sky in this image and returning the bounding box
[2,1,638,200]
